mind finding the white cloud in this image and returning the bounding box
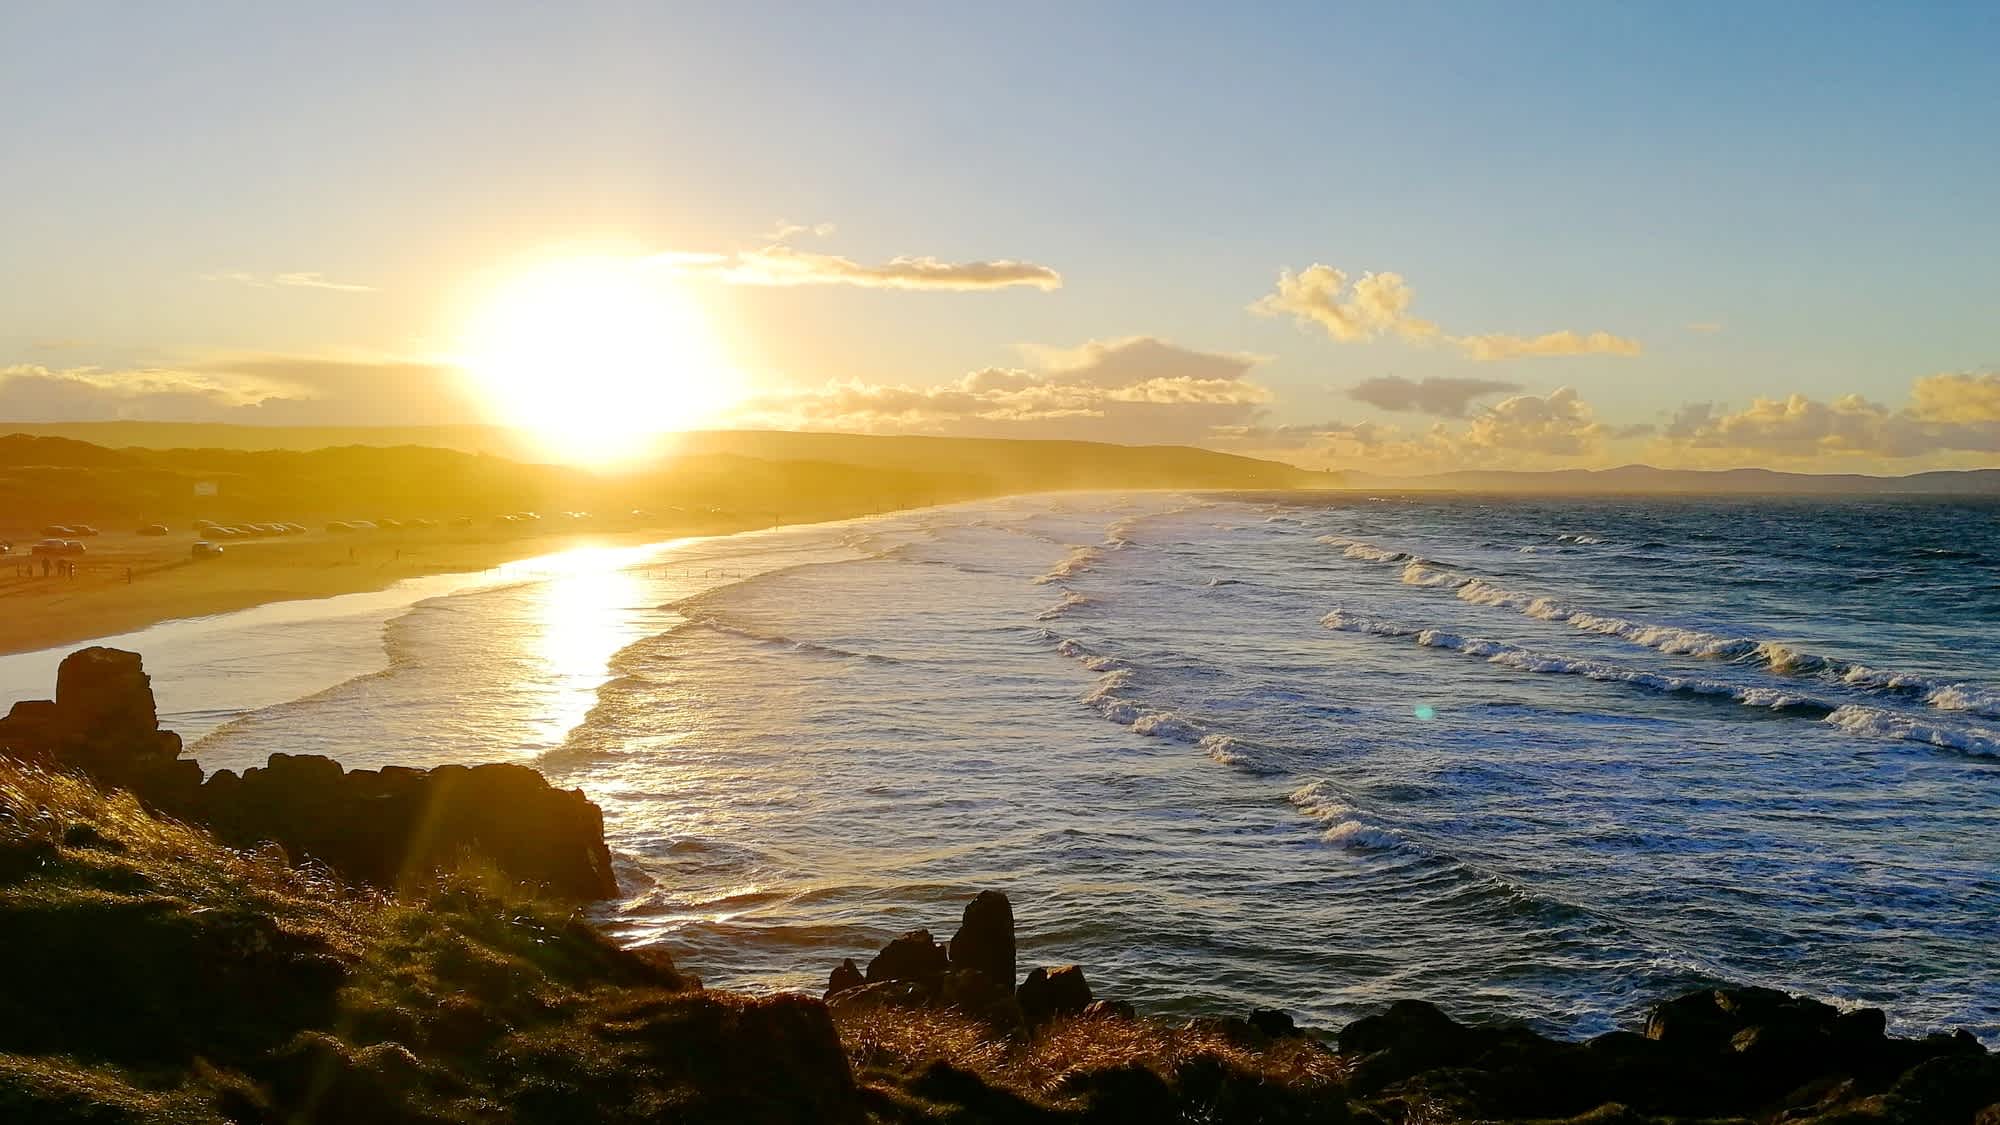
[1661,374,2000,460]
[0,356,476,425]
[198,271,376,292]
[1253,261,1640,361]
[727,336,1266,443]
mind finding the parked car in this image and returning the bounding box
[136,523,171,536]
[326,521,355,533]
[31,539,69,556]
[191,541,224,559]
[70,525,100,537]
[40,525,74,537]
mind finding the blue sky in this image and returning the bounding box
[3,2,1996,471]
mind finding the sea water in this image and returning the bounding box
[3,492,1994,1042]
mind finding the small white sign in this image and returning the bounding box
[194,481,218,497]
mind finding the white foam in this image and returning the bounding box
[1036,590,1091,621]
[1824,706,2000,759]
[1287,782,1400,850]
[1329,533,2000,722]
[1033,546,1101,585]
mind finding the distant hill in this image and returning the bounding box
[0,429,1331,532]
[1345,464,2000,496]
[0,422,1329,489]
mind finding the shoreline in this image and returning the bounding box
[0,506,885,659]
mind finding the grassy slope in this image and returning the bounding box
[0,759,1348,1125]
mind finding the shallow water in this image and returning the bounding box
[5,492,1996,1042]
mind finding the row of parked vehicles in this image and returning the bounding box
[195,520,309,540]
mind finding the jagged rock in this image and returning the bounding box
[0,649,619,899]
[826,958,864,999]
[865,929,948,985]
[1083,999,1135,1021]
[1017,965,1091,1028]
[946,890,1015,993]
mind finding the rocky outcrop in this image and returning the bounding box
[1336,986,1999,1123]
[198,754,617,899]
[946,889,1015,994]
[0,647,201,807]
[0,648,617,899]
[1018,965,1093,1029]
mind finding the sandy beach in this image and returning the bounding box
[0,514,783,657]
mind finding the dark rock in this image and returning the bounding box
[947,890,1016,993]
[54,647,159,743]
[1181,1015,1272,1051]
[1249,1007,1300,1039]
[938,967,1012,1012]
[865,929,948,985]
[1339,998,1465,1056]
[1884,1053,2000,1123]
[826,957,864,999]
[1017,965,1092,1028]
[826,980,930,1016]
[1082,999,1135,1021]
[0,649,619,899]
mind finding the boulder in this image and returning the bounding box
[946,890,1015,994]
[864,929,948,986]
[1249,1008,1301,1040]
[54,647,159,745]
[1017,965,1092,1028]
[1083,999,1136,1021]
[826,958,864,999]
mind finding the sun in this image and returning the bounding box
[460,255,741,466]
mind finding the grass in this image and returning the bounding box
[0,759,855,1124]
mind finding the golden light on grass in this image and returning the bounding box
[460,255,743,467]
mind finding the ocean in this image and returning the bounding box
[3,492,1995,1043]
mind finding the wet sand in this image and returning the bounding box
[0,515,780,657]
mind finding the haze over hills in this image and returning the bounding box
[0,430,1326,532]
[1347,464,2000,496]
[7,423,2000,496]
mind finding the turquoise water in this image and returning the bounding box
[5,492,1995,1041]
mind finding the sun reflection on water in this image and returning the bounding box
[516,546,660,750]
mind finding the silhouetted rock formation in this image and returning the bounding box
[947,889,1016,994]
[0,647,617,898]
[1018,965,1094,1029]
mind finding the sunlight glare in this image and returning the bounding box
[461,256,741,466]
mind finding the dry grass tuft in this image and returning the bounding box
[837,1004,1349,1110]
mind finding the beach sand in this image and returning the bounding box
[0,514,778,657]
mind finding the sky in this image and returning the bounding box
[2,1,1997,474]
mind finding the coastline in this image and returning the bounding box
[0,507,869,659]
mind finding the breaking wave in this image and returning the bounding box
[1288,781,1401,850]
[1318,536,2000,720]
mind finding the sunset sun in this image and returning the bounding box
[461,256,740,465]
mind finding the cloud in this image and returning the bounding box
[1687,321,1725,335]
[728,336,1266,443]
[710,245,1061,291]
[1347,375,1522,417]
[1212,387,1645,472]
[651,244,1061,292]
[1454,330,1643,361]
[1251,265,1438,343]
[764,220,838,241]
[1253,261,1640,361]
[1660,375,2000,460]
[0,355,477,425]
[199,271,376,292]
